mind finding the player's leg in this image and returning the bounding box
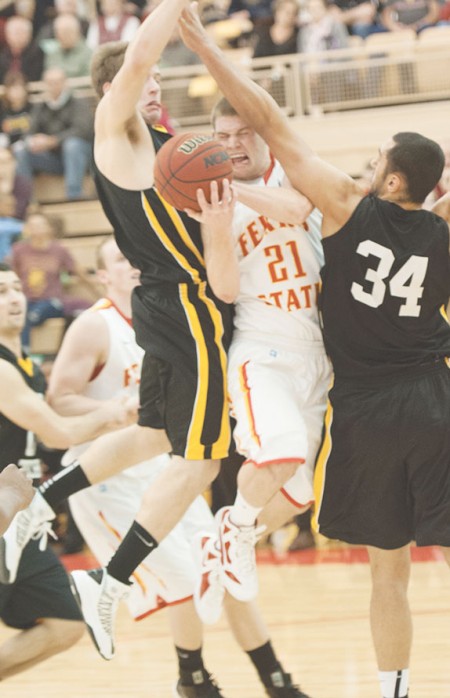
[367,545,411,698]
[0,542,84,680]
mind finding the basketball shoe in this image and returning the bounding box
[262,670,311,697]
[0,490,56,584]
[193,531,224,625]
[70,568,130,660]
[174,668,225,697]
[215,506,260,602]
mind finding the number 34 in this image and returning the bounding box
[351,240,428,317]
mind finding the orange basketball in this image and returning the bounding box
[153,132,233,212]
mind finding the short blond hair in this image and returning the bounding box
[90,40,128,99]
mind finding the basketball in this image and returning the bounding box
[153,132,233,212]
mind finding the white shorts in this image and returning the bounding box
[68,455,215,620]
[228,337,331,507]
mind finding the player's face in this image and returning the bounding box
[98,239,141,296]
[213,115,271,181]
[370,139,393,196]
[0,271,26,334]
[138,68,162,126]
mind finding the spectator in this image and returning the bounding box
[227,0,273,26]
[0,71,32,152]
[37,0,91,41]
[380,0,441,32]
[0,15,44,83]
[0,146,32,220]
[86,0,141,49]
[328,0,383,37]
[298,0,349,52]
[0,193,23,262]
[14,66,94,201]
[253,0,300,58]
[9,210,98,350]
[159,24,202,67]
[43,14,92,78]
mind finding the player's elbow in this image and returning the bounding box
[211,278,239,304]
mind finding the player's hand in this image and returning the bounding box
[178,2,210,52]
[185,179,235,228]
[0,464,34,510]
[102,395,139,430]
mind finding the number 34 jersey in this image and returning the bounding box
[233,159,324,345]
[320,194,450,380]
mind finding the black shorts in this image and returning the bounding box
[0,540,82,629]
[133,282,232,460]
[314,362,450,549]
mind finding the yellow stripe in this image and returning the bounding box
[312,390,334,533]
[238,362,261,448]
[141,192,204,282]
[18,356,34,377]
[179,283,209,460]
[197,284,230,459]
[439,303,449,324]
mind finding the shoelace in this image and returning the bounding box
[16,510,57,551]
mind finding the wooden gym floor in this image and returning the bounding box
[1,544,450,698]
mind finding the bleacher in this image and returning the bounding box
[19,29,450,355]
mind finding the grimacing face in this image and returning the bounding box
[213,114,271,182]
[137,67,162,126]
[97,239,141,296]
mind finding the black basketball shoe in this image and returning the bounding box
[262,670,312,697]
[174,668,225,697]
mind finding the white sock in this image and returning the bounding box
[229,491,262,527]
[379,669,409,698]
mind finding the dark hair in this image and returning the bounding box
[387,132,445,204]
[211,97,238,128]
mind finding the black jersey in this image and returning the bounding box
[93,127,207,287]
[320,194,450,380]
[0,345,46,474]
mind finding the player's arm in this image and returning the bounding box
[232,180,313,225]
[0,359,135,450]
[179,3,363,235]
[0,464,34,535]
[97,0,189,131]
[188,179,239,303]
[431,191,450,228]
[47,311,111,416]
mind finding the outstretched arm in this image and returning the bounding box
[179,3,364,236]
[233,181,313,225]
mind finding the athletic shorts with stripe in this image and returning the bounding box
[228,336,331,507]
[69,456,216,620]
[132,282,233,461]
[314,362,450,550]
[0,540,82,629]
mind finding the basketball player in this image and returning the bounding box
[0,464,33,535]
[47,236,309,697]
[0,262,135,681]
[187,97,331,614]
[178,9,450,698]
[0,0,238,673]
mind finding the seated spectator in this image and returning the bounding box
[253,0,300,58]
[0,71,32,152]
[0,146,32,220]
[227,0,274,26]
[37,0,91,41]
[86,0,141,49]
[380,0,441,32]
[43,14,92,78]
[9,210,98,350]
[298,0,349,52]
[0,193,23,262]
[159,25,202,67]
[327,0,382,38]
[0,15,44,83]
[14,67,94,201]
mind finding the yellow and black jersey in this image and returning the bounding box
[0,344,46,472]
[93,127,207,287]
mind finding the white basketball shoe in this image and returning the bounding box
[215,506,261,602]
[192,532,225,625]
[0,490,56,584]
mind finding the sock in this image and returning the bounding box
[175,646,204,674]
[106,521,158,584]
[230,490,262,527]
[379,669,410,698]
[39,460,91,509]
[246,641,282,682]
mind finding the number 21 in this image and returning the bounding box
[351,240,428,317]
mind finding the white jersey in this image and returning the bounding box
[63,299,214,619]
[233,159,324,346]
